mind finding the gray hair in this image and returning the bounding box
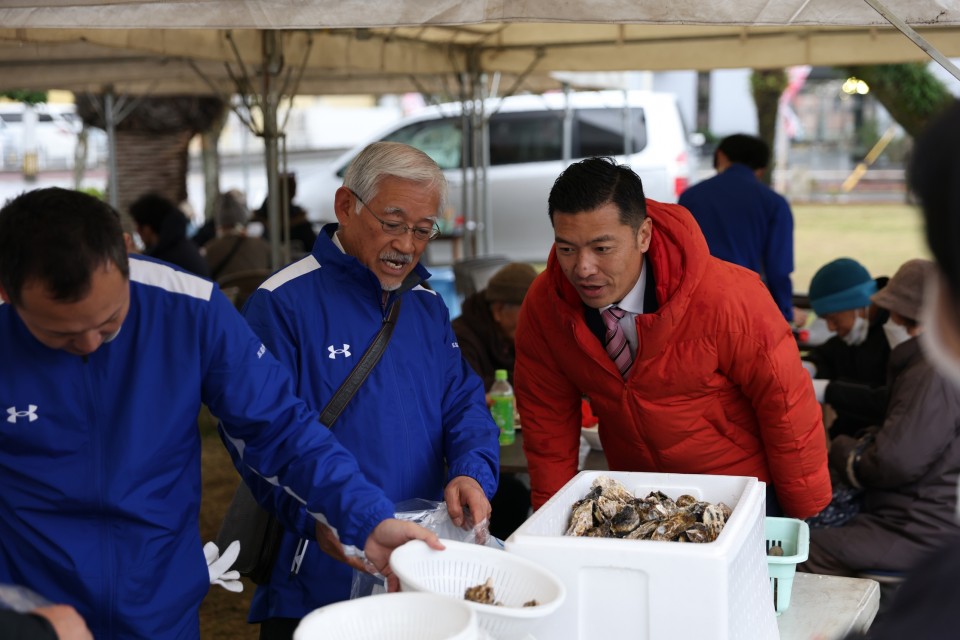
[214,191,250,229]
[343,141,447,217]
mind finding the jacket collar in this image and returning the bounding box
[315,222,430,305]
[544,199,711,362]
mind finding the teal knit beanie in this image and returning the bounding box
[809,258,877,316]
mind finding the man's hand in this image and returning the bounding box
[315,521,373,575]
[364,519,445,591]
[444,475,492,530]
[33,605,92,640]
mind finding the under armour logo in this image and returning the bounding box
[256,344,266,359]
[7,405,38,423]
[328,344,352,359]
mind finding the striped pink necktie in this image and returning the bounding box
[602,305,632,377]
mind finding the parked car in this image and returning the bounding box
[0,103,106,171]
[296,90,696,263]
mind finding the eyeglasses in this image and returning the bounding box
[347,189,441,242]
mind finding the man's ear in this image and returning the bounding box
[714,149,730,173]
[0,284,9,305]
[333,187,355,225]
[636,217,653,253]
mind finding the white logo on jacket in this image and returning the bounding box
[328,344,352,359]
[6,405,38,423]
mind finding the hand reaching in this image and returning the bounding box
[33,605,93,640]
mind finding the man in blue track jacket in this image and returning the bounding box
[232,141,500,639]
[0,187,442,640]
[679,133,796,322]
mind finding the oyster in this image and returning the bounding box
[610,503,641,536]
[593,475,635,503]
[649,512,695,541]
[593,494,622,522]
[565,498,595,536]
[465,577,496,605]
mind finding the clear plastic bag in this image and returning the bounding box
[350,499,503,599]
[0,584,51,613]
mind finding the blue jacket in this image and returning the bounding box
[237,224,499,621]
[679,163,795,321]
[0,256,395,639]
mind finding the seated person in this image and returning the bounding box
[452,261,538,540]
[252,172,317,255]
[804,257,890,437]
[800,259,960,577]
[202,191,271,283]
[129,193,211,278]
[452,262,538,389]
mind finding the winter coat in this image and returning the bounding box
[145,209,210,278]
[202,233,271,282]
[804,307,890,387]
[679,163,795,321]
[812,338,960,572]
[452,290,516,390]
[804,284,891,436]
[236,224,500,621]
[515,199,831,517]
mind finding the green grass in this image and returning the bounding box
[792,203,931,294]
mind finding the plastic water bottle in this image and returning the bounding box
[490,369,515,446]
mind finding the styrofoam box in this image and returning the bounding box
[504,471,779,640]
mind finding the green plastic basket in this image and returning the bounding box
[765,517,810,615]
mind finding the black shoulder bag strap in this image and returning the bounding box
[210,235,247,281]
[218,296,401,584]
[319,296,400,427]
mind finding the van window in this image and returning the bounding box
[575,107,648,157]
[382,117,464,171]
[488,111,563,166]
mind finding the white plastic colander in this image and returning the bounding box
[293,591,478,640]
[389,539,566,640]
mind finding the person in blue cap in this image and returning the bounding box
[803,257,891,439]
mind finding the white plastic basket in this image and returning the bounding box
[293,592,478,640]
[389,539,566,640]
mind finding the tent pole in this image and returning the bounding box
[863,0,960,82]
[104,87,119,209]
[262,30,283,269]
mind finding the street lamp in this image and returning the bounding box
[842,77,870,95]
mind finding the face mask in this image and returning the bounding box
[883,318,912,350]
[842,314,869,346]
[921,275,960,390]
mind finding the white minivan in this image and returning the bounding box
[297,90,694,263]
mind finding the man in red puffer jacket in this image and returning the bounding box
[515,157,830,518]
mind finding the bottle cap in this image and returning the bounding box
[494,369,508,381]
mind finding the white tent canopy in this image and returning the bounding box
[2,0,958,28]
[2,0,957,264]
[2,0,960,83]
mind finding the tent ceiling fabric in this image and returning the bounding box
[3,23,960,95]
[1,1,959,95]
[1,0,959,28]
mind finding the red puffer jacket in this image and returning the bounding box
[515,199,831,518]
